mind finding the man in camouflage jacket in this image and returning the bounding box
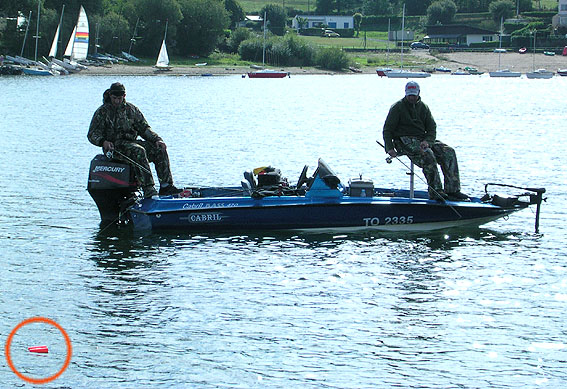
[88,82,181,198]
[383,81,468,201]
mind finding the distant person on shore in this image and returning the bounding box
[88,82,182,198]
[382,81,468,202]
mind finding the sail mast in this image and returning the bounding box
[34,1,40,61]
[262,12,266,66]
[400,4,405,70]
[20,11,32,57]
[49,5,65,58]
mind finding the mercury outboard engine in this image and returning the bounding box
[87,154,139,223]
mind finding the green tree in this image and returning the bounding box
[362,0,393,16]
[315,0,334,15]
[0,0,37,16]
[489,0,515,23]
[405,0,432,15]
[260,4,287,36]
[296,16,308,33]
[227,26,250,52]
[90,11,132,54]
[133,0,182,56]
[427,0,457,25]
[353,13,362,37]
[224,0,245,29]
[177,0,229,56]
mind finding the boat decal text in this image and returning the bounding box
[93,165,126,173]
[189,213,223,223]
[363,215,414,226]
[182,202,239,210]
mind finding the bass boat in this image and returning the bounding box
[87,156,546,234]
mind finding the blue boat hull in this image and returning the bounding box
[129,195,525,232]
[89,155,543,233]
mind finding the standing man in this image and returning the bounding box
[383,81,468,201]
[88,82,182,198]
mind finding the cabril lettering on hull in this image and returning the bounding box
[189,213,223,223]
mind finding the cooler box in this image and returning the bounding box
[349,179,374,197]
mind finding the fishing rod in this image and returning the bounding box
[376,140,462,218]
[109,149,247,195]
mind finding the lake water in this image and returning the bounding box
[1,73,566,388]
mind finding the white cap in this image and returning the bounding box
[405,81,420,96]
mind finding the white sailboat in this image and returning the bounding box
[155,20,172,71]
[64,5,89,62]
[48,6,63,58]
[386,4,430,79]
[489,17,520,78]
[526,31,553,79]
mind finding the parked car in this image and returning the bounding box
[323,30,340,38]
[410,42,429,49]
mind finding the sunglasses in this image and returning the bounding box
[111,92,125,97]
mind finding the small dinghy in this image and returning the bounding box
[87,156,546,233]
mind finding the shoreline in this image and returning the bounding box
[75,51,567,76]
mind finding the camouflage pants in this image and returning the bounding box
[394,136,461,196]
[114,140,173,193]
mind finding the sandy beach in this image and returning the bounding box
[78,51,567,76]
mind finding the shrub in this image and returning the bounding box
[315,47,350,71]
[239,34,317,66]
[227,27,252,53]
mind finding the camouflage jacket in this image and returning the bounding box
[88,101,162,147]
[383,96,436,152]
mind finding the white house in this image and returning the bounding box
[424,25,498,46]
[292,15,353,31]
[552,0,567,28]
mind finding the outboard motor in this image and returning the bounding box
[87,154,139,223]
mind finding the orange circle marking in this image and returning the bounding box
[5,317,72,384]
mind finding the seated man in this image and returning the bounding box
[383,81,468,201]
[88,82,181,198]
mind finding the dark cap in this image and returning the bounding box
[109,82,125,95]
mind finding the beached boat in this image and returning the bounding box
[248,69,289,78]
[247,13,289,79]
[489,69,521,78]
[490,18,520,78]
[557,69,567,76]
[525,32,553,79]
[385,5,430,79]
[526,68,554,79]
[87,156,546,233]
[464,67,484,75]
[376,68,393,77]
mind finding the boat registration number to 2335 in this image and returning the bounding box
[363,216,414,226]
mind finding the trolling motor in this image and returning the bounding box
[482,183,546,233]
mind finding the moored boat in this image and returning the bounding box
[489,69,521,78]
[87,156,546,234]
[526,69,554,79]
[385,69,431,78]
[247,69,289,78]
[376,68,392,77]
